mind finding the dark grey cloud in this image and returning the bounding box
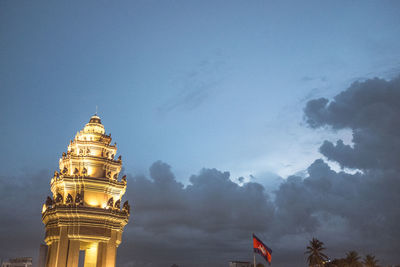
[294,75,400,263]
[0,170,50,261]
[1,76,400,266]
[119,161,276,266]
[305,76,400,171]
[121,76,400,266]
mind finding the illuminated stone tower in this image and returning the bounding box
[41,115,130,267]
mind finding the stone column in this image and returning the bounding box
[105,231,117,267]
[66,240,80,267]
[96,242,107,267]
[56,226,69,267]
[46,241,59,267]
[38,244,48,267]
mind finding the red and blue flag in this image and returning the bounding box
[253,234,272,265]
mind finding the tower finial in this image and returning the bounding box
[95,105,98,116]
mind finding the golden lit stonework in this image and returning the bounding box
[42,115,130,267]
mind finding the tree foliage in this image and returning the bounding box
[305,238,329,267]
[363,254,379,267]
[345,251,362,267]
[328,251,380,267]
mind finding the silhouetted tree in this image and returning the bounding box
[345,251,362,267]
[305,238,329,267]
[363,254,379,267]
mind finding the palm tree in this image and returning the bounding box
[363,254,378,267]
[345,251,362,267]
[305,238,329,267]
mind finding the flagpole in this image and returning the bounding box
[252,233,256,267]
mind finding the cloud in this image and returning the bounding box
[157,56,226,114]
[1,76,400,266]
[0,170,50,260]
[119,161,276,266]
[122,76,400,266]
[290,75,400,262]
[304,76,400,171]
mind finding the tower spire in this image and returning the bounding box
[41,115,130,267]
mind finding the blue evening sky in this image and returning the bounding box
[1,1,400,182]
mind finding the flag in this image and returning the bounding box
[253,234,272,264]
